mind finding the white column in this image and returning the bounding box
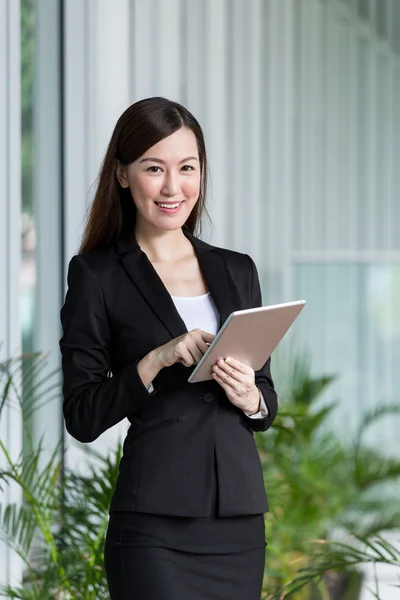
[245,0,263,263]
[89,0,131,181]
[64,0,91,261]
[32,0,63,454]
[64,0,132,467]
[131,0,157,100]
[153,0,182,100]
[202,0,228,246]
[0,0,23,589]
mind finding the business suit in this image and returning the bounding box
[60,227,277,514]
[60,228,278,598]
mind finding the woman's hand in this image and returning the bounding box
[211,357,260,415]
[138,330,215,389]
[155,329,216,369]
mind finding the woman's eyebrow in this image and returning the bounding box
[139,156,199,164]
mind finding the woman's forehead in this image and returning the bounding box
[140,128,199,162]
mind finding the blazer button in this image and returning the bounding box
[203,392,215,403]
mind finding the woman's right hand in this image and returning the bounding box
[155,329,216,369]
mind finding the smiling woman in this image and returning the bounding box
[79,97,209,254]
[61,96,277,600]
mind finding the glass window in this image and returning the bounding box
[21,0,37,443]
[357,39,371,250]
[20,0,63,453]
[294,262,400,454]
[392,1,400,55]
[358,0,371,21]
[376,0,389,39]
[21,0,35,357]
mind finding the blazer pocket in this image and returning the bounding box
[138,417,179,437]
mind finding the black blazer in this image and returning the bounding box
[60,230,278,517]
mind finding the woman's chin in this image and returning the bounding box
[137,215,187,233]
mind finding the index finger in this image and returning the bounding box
[200,331,216,344]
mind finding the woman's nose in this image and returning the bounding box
[161,171,180,196]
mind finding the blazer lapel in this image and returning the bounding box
[185,231,234,330]
[115,230,234,339]
[116,235,187,339]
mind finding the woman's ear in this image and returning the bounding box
[116,161,129,188]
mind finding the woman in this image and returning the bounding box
[60,97,278,600]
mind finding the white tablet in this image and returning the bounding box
[188,300,306,383]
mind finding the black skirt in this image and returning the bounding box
[104,544,266,600]
[104,453,266,599]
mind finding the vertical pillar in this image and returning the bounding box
[0,0,23,589]
[31,0,63,453]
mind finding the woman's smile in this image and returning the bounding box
[154,200,184,214]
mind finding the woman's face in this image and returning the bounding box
[117,126,201,233]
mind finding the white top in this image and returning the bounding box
[170,293,268,419]
[171,292,219,336]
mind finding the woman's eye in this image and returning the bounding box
[147,166,162,173]
[181,165,195,172]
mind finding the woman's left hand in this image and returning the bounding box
[211,357,260,415]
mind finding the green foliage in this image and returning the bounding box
[280,535,400,600]
[1,352,400,599]
[256,357,400,599]
[0,353,119,599]
[0,438,117,599]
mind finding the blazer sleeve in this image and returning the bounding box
[242,254,278,432]
[60,255,160,443]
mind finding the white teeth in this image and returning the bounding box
[157,202,181,209]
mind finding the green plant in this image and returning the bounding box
[0,353,120,599]
[2,353,400,599]
[0,442,120,599]
[281,534,400,600]
[257,357,400,599]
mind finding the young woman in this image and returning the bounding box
[60,97,278,600]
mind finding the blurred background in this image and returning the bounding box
[1,0,400,598]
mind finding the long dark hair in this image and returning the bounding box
[79,97,209,254]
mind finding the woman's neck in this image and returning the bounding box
[134,226,192,263]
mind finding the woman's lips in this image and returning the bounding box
[155,201,184,214]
